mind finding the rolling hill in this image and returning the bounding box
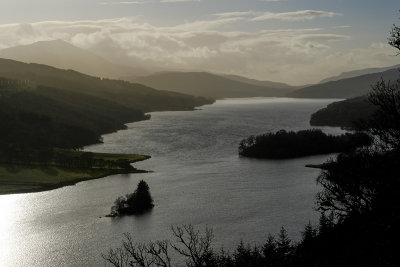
[319,64,400,83]
[288,68,400,99]
[130,71,296,99]
[0,59,212,150]
[0,58,212,112]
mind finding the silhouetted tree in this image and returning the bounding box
[110,180,154,216]
[276,227,292,259]
[389,15,400,53]
[239,129,371,159]
[367,77,400,150]
[318,213,335,235]
[312,16,400,266]
[102,225,214,267]
[301,222,317,244]
[262,234,277,265]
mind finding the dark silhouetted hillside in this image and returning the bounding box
[0,59,212,151]
[310,97,376,128]
[0,77,148,150]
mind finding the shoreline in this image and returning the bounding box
[0,153,151,195]
[2,102,213,196]
[1,168,150,196]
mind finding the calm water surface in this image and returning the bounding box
[0,98,344,266]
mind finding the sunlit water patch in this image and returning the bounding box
[0,98,344,266]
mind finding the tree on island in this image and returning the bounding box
[110,180,154,216]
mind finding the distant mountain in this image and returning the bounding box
[0,40,149,79]
[288,68,400,99]
[319,65,400,83]
[130,71,295,99]
[221,74,296,89]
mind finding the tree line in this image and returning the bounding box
[238,129,371,159]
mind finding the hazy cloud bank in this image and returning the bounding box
[0,16,397,84]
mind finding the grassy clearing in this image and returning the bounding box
[55,149,149,163]
[0,150,150,195]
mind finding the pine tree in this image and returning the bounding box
[276,227,292,256]
[126,180,154,214]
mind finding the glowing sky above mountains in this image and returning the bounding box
[1,0,399,84]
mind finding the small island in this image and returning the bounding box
[109,180,154,217]
[239,129,372,159]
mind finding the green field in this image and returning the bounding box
[0,150,150,195]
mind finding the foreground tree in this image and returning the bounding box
[316,14,400,220]
[311,16,400,266]
[367,77,400,150]
[389,17,400,52]
[102,225,214,267]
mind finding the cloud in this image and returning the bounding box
[251,10,342,21]
[0,17,397,85]
[333,25,351,29]
[160,0,200,2]
[213,11,255,18]
[100,0,199,4]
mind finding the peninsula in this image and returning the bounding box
[0,149,150,195]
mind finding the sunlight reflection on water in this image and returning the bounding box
[0,98,345,266]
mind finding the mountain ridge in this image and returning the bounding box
[319,64,400,83]
[288,68,400,99]
[0,40,149,79]
[129,71,297,99]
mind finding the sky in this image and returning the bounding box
[0,0,399,84]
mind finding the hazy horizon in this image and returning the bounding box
[0,0,399,85]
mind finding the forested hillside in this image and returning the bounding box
[310,96,376,128]
[0,59,212,154]
[0,78,148,152]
